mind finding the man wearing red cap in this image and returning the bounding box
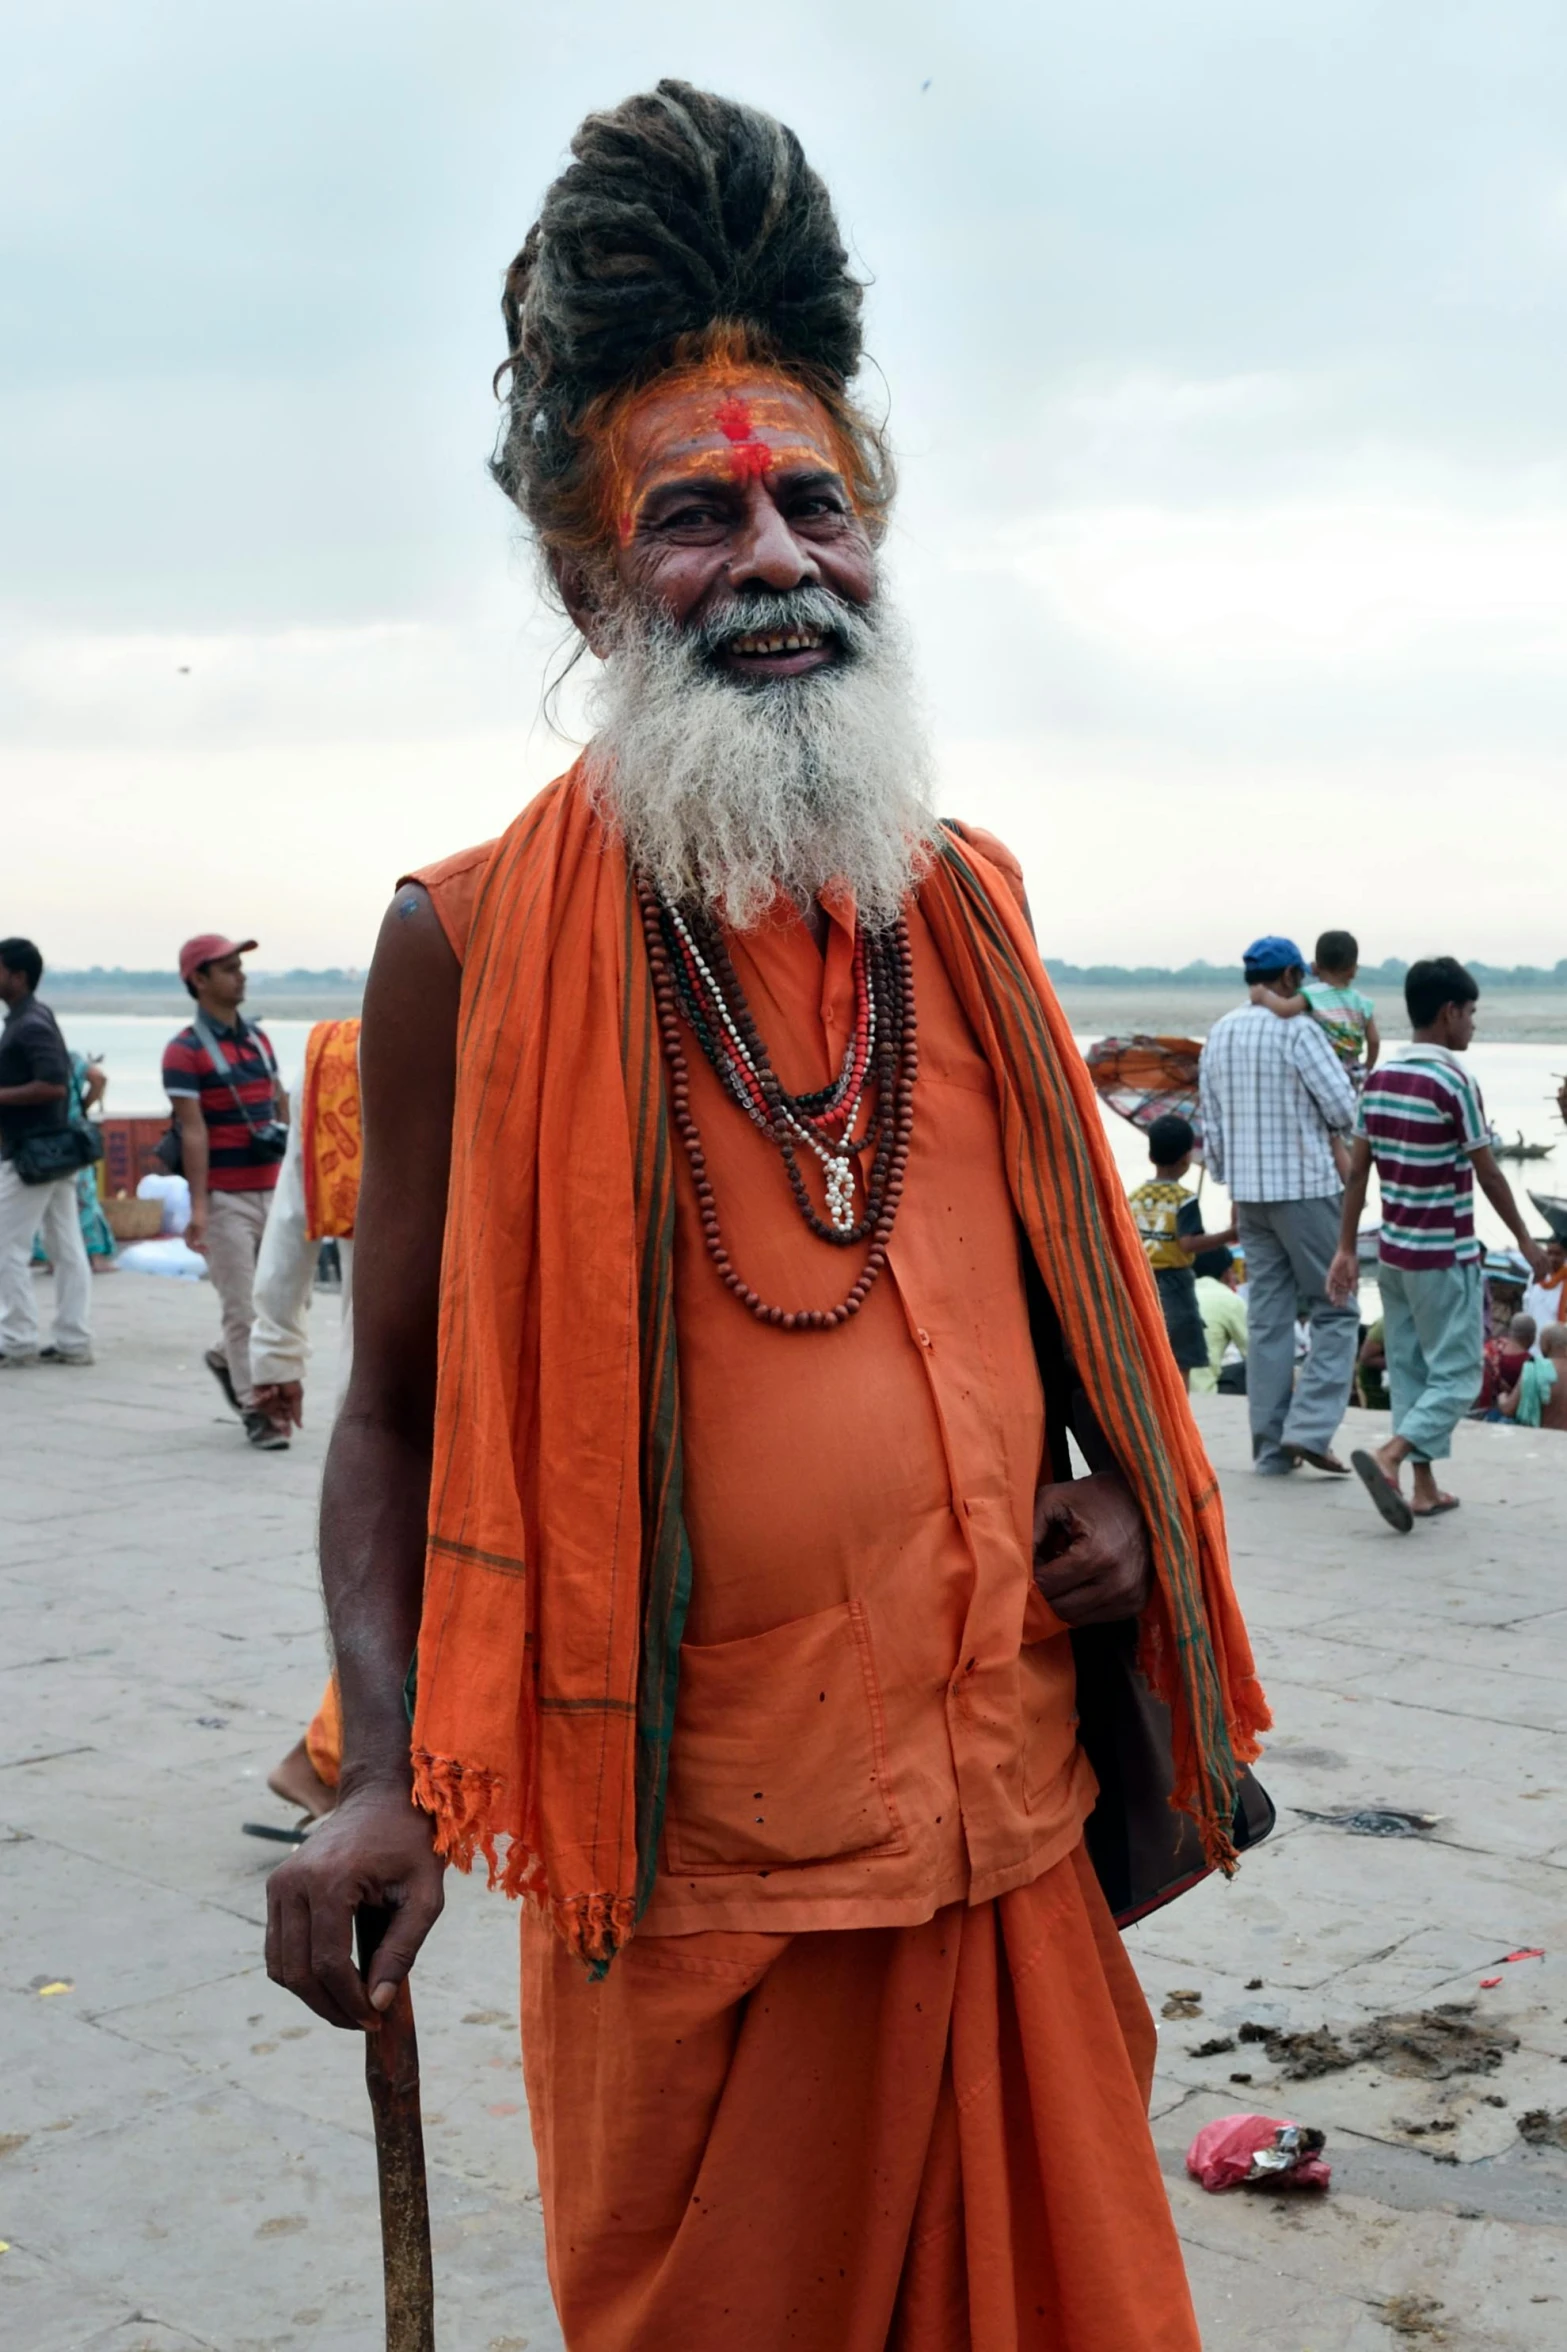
[162,936,291,1448]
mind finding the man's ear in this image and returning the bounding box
[552,552,615,658]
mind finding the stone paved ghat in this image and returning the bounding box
[3,1269,1565,2350]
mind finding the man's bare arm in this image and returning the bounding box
[1471,1146,1547,1277]
[1246,983,1306,1018]
[1327,1136,1374,1304]
[173,1099,211,1248]
[265,884,461,2030]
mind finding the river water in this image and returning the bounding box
[62,1010,1566,1258]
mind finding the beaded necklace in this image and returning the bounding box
[637,879,918,1330]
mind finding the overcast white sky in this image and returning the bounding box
[6,1,1567,969]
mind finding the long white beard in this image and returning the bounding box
[583,584,937,930]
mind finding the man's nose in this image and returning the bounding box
[726,482,818,593]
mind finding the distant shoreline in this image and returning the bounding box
[1049,983,1567,1048]
[44,980,1567,1046]
[45,954,1567,1017]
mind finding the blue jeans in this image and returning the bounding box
[1379,1258,1483,1465]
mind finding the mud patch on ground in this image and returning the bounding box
[1238,2003,1518,2082]
[1518,2108,1567,2149]
[1294,1805,1442,1837]
[1375,2292,1447,2339]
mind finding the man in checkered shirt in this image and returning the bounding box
[1199,935,1358,1476]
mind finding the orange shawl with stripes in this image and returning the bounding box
[301,1018,362,1241]
[411,768,1268,1965]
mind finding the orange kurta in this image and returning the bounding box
[643,883,1094,1933]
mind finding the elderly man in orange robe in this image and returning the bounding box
[267,83,1268,2350]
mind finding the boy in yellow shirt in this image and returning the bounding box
[1127,1113,1237,1388]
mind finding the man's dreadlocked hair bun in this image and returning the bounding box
[492,81,893,566]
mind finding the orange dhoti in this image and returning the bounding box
[522,1843,1199,2352]
[304,1678,342,1789]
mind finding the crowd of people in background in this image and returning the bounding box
[0,929,358,1459]
[1134,929,1563,1528]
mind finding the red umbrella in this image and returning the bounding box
[1085,1035,1206,1162]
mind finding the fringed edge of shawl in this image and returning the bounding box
[412,1747,637,1966]
[412,1749,525,1885]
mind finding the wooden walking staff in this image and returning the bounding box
[356,1905,437,2351]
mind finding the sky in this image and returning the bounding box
[6,0,1567,969]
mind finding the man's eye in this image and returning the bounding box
[657,504,724,530]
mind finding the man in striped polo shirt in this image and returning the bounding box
[1329,956,1546,1530]
[163,934,292,1450]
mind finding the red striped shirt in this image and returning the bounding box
[161,1018,282,1192]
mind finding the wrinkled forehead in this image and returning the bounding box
[599,366,857,542]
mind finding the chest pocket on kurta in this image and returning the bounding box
[663,1599,907,1875]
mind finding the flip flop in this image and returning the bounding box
[1285,1445,1352,1475]
[1350,1449,1415,1534]
[1411,1496,1461,1518]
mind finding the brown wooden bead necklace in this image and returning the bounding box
[636,878,919,1330]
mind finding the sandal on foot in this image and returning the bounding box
[1286,1445,1351,1475]
[1350,1449,1415,1533]
[1411,1495,1461,1517]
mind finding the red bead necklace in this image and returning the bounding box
[637,879,918,1329]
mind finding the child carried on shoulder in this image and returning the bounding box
[1250,928,1380,1083]
[1250,929,1380,1182]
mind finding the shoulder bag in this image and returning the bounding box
[12,1121,104,1187]
[1027,1255,1274,1927]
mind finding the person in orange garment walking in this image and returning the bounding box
[264,84,1269,2350]
[245,1017,362,1818]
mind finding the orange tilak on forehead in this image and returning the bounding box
[600,368,856,543]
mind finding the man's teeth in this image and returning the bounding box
[728,629,826,655]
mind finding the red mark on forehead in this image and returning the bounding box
[727,439,774,481]
[713,394,774,481]
[714,396,755,443]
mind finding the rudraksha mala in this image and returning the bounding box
[636,878,918,1330]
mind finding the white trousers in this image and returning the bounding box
[0,1160,93,1356]
[204,1187,273,1408]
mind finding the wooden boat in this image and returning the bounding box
[1493,1131,1553,1162]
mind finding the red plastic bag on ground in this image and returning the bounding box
[1186,2113,1331,2191]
